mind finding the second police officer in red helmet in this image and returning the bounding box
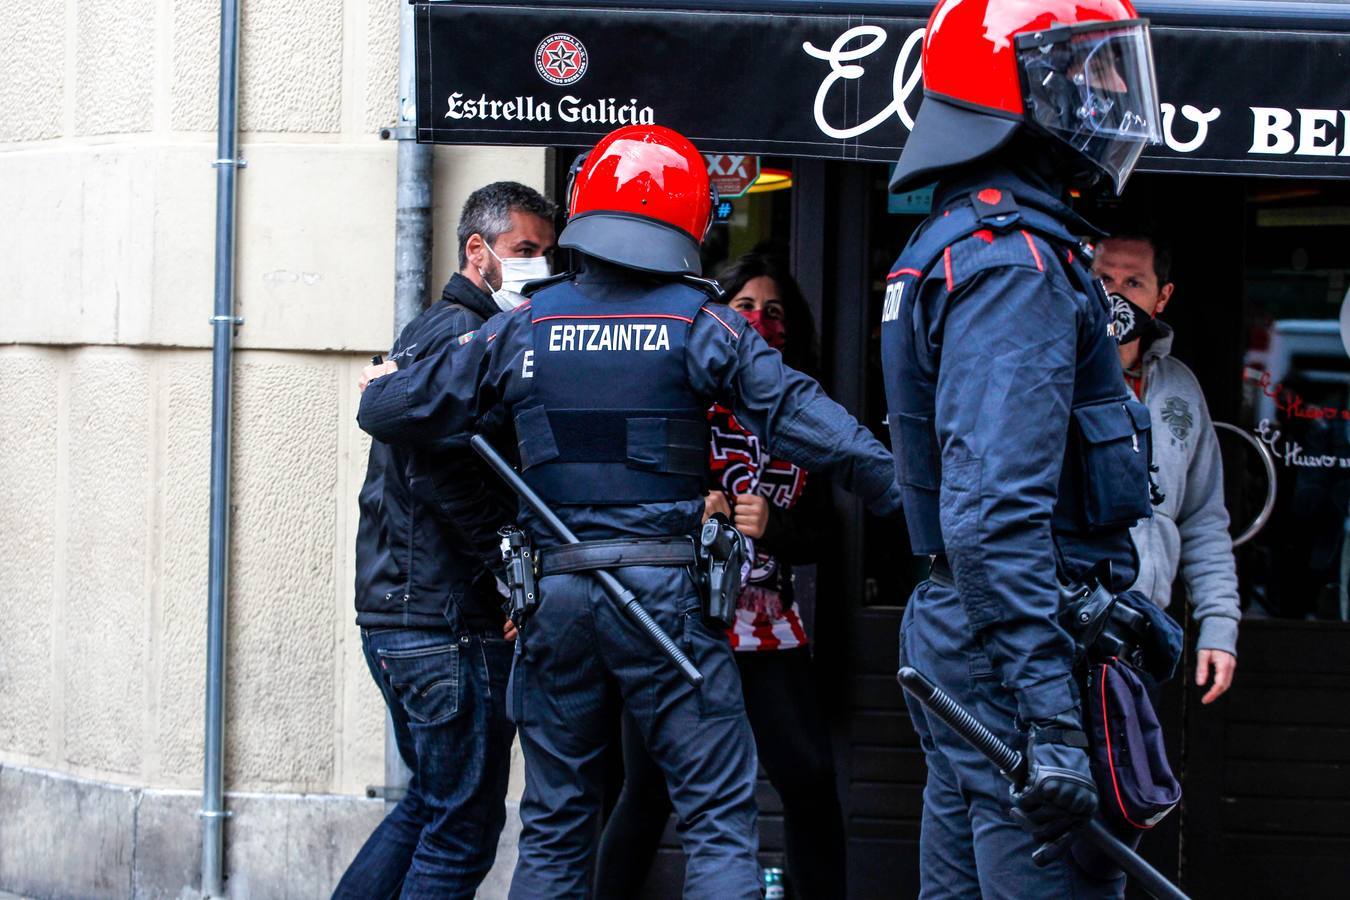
[883,0,1163,896]
[358,124,902,898]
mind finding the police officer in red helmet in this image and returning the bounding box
[359,124,901,898]
[883,1,1162,896]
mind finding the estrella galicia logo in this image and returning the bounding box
[535,33,588,86]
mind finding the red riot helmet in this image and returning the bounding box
[890,0,1162,195]
[559,125,716,275]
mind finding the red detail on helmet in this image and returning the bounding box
[923,0,1141,117]
[974,229,994,244]
[977,188,1003,206]
[567,125,712,243]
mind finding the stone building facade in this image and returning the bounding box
[0,2,545,896]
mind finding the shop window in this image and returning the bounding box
[1237,180,1350,622]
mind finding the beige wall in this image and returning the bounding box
[0,0,547,801]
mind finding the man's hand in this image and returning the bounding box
[732,493,769,539]
[503,619,518,642]
[703,490,732,522]
[359,359,399,393]
[1196,649,1236,704]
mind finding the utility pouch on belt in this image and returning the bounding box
[1058,565,1185,833]
[697,514,745,628]
[1084,657,1181,831]
[498,526,539,627]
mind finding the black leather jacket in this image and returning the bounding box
[354,274,515,631]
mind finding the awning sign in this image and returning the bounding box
[705,154,761,199]
[416,2,1350,179]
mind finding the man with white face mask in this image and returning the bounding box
[340,181,555,898]
[461,184,557,312]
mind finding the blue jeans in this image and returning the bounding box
[900,581,1125,899]
[508,568,762,900]
[334,627,515,900]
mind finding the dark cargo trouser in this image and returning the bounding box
[900,579,1125,900]
[507,567,762,900]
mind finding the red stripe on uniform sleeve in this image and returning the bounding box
[1021,230,1045,272]
[943,246,954,291]
[700,306,740,337]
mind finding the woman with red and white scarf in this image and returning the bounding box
[596,254,846,899]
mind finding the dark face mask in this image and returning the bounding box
[1107,292,1159,345]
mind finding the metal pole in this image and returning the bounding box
[381,0,435,802]
[201,0,243,895]
[393,0,434,338]
[395,138,434,338]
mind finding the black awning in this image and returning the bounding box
[416,1,1350,178]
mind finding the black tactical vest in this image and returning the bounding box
[880,186,1153,579]
[513,277,711,505]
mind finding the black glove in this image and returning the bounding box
[1009,720,1098,861]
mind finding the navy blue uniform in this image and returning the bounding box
[881,169,1152,898]
[359,260,900,899]
[338,273,517,899]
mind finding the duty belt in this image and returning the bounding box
[929,555,1153,672]
[537,537,697,576]
[929,554,954,586]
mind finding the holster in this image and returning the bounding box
[1058,576,1151,673]
[498,526,539,626]
[696,514,746,628]
[1057,567,1183,686]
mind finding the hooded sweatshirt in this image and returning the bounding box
[1126,322,1240,655]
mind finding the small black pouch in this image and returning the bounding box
[1071,399,1154,530]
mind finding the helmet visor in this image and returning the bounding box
[1017,22,1162,193]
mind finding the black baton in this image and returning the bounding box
[471,434,704,686]
[897,666,1189,900]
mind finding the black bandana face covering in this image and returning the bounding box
[1107,292,1158,344]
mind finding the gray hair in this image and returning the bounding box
[457,181,557,269]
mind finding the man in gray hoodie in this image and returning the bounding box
[1094,234,1239,704]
